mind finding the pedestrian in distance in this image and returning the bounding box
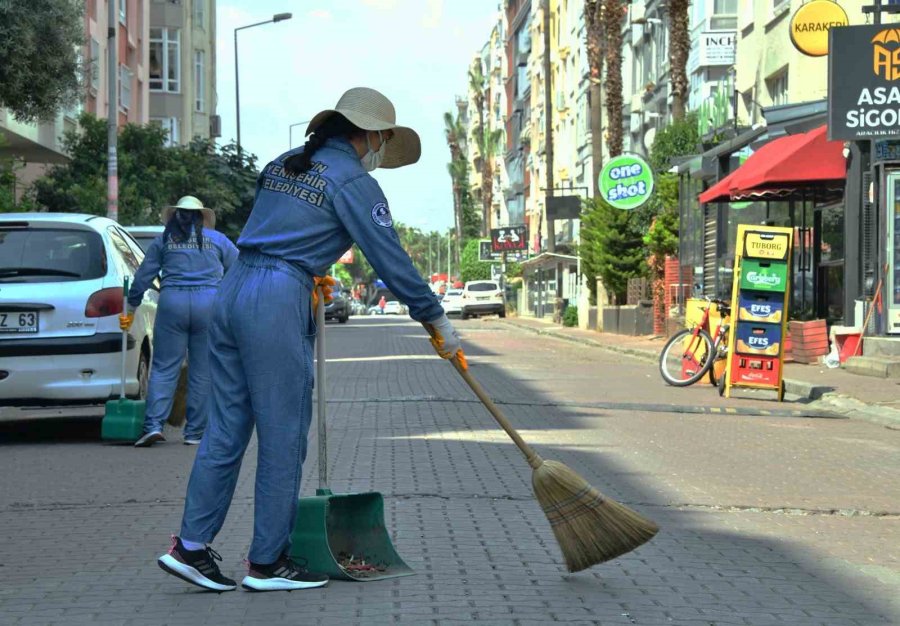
[378,294,387,314]
[157,87,464,593]
[120,196,238,447]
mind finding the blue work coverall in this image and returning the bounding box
[129,228,238,440]
[179,137,443,564]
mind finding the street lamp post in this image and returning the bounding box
[288,120,312,149]
[234,12,292,154]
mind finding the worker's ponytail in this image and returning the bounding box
[284,113,363,175]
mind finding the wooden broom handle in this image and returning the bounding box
[424,322,543,469]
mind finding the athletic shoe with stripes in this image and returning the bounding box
[157,536,237,592]
[241,553,329,591]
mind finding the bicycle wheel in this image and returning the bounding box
[659,328,714,387]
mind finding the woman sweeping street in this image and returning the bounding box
[121,196,238,447]
[156,88,463,593]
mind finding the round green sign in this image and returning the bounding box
[599,153,654,210]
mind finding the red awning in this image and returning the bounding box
[699,125,845,203]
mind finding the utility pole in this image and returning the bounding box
[428,234,433,278]
[447,230,452,284]
[543,0,555,253]
[107,0,118,222]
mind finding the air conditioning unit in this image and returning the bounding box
[210,115,221,138]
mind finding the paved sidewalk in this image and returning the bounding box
[0,317,897,625]
[500,316,900,428]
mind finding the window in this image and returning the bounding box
[107,227,141,275]
[194,50,205,112]
[119,0,126,24]
[149,28,180,92]
[0,228,105,283]
[193,0,205,29]
[151,117,180,146]
[90,38,100,91]
[119,65,133,111]
[712,0,738,30]
[767,71,788,106]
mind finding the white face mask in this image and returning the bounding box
[361,131,387,172]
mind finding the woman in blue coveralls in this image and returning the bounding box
[121,196,238,447]
[156,88,464,593]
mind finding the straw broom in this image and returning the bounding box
[437,345,659,572]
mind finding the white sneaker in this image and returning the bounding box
[134,431,165,447]
[183,438,202,446]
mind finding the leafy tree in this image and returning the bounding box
[0,137,35,212]
[649,112,699,172]
[0,0,84,122]
[580,197,644,304]
[29,114,258,239]
[460,238,492,282]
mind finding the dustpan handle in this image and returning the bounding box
[315,284,328,490]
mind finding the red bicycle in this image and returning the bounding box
[659,297,731,387]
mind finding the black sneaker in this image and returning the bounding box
[157,536,237,592]
[241,553,329,591]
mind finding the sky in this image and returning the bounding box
[216,0,500,233]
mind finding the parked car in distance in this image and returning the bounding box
[324,280,350,323]
[0,214,159,421]
[460,280,505,319]
[383,300,404,315]
[441,289,463,316]
[125,225,165,253]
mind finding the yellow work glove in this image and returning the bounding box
[312,276,336,312]
[424,314,466,369]
[119,303,136,331]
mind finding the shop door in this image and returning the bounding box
[813,203,845,324]
[886,172,900,333]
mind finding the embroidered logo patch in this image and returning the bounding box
[371,202,393,228]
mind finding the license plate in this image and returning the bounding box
[0,311,39,333]
[477,296,491,301]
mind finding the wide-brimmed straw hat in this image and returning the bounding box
[160,195,216,228]
[305,87,421,169]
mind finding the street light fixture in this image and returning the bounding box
[234,12,293,154]
[289,120,312,149]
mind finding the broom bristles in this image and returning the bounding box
[532,459,658,573]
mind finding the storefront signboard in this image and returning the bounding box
[598,154,654,210]
[790,0,849,57]
[829,24,900,139]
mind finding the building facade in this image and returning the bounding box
[149,0,218,146]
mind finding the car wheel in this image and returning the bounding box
[339,314,349,323]
[136,348,150,400]
[499,309,506,318]
[460,310,468,320]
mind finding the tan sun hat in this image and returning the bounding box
[305,87,421,169]
[160,195,216,229]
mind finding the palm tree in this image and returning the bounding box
[584,0,605,193]
[479,128,504,232]
[668,0,690,121]
[443,110,466,260]
[468,60,491,236]
[603,0,625,157]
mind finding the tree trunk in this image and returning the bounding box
[603,0,624,158]
[584,0,605,195]
[668,0,690,121]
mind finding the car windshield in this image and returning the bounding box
[467,283,498,292]
[0,227,105,283]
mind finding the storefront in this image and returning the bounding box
[697,125,846,322]
[519,253,579,319]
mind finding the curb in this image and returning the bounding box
[496,318,900,428]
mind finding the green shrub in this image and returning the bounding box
[562,305,578,327]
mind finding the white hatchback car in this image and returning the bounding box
[460,280,505,319]
[0,214,159,421]
[441,289,463,316]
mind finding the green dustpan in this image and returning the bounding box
[102,277,145,442]
[289,285,414,582]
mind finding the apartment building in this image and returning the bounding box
[149,0,219,146]
[1,0,149,198]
